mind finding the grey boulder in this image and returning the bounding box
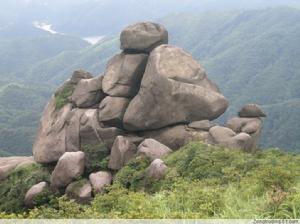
[70,70,93,84]
[137,139,172,161]
[99,96,130,128]
[208,126,252,151]
[89,171,112,194]
[147,159,167,180]
[226,117,263,151]
[71,76,105,108]
[102,53,148,97]
[79,108,123,148]
[108,136,137,170]
[123,45,228,131]
[65,179,92,204]
[51,151,85,188]
[33,97,73,164]
[24,181,49,208]
[120,22,168,52]
[238,104,266,118]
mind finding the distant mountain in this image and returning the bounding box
[0,7,299,154]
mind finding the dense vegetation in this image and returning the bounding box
[1,142,300,218]
[0,7,300,155]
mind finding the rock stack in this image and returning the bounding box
[0,22,266,205]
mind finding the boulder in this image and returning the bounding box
[120,22,168,53]
[24,182,49,208]
[0,156,35,181]
[102,53,148,97]
[70,70,93,84]
[33,96,73,164]
[238,104,266,118]
[51,151,85,188]
[108,136,137,170]
[98,96,130,128]
[79,109,123,148]
[142,125,209,150]
[123,45,228,131]
[147,159,167,180]
[208,126,252,151]
[65,179,92,204]
[226,117,263,151]
[226,117,262,134]
[89,171,112,194]
[137,139,172,161]
[188,120,211,131]
[71,76,105,108]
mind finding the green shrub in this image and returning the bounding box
[114,156,151,191]
[0,163,51,213]
[54,83,74,109]
[81,143,110,173]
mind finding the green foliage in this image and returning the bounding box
[0,163,51,213]
[54,82,74,109]
[3,142,300,219]
[114,156,151,191]
[81,143,110,173]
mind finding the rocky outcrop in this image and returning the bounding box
[51,152,85,188]
[137,139,172,161]
[19,22,266,205]
[71,76,105,108]
[102,53,148,97]
[123,45,228,131]
[120,22,168,53]
[99,96,130,128]
[147,159,168,180]
[89,171,112,194]
[24,182,49,208]
[108,136,137,170]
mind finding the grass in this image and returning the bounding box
[2,141,300,218]
[54,83,74,109]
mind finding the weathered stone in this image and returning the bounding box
[71,76,105,108]
[142,125,209,150]
[147,159,167,180]
[238,104,266,118]
[65,179,92,204]
[188,120,211,131]
[99,96,130,128]
[24,182,49,208]
[226,117,262,134]
[79,109,123,148]
[33,96,73,164]
[120,22,168,52]
[208,126,252,151]
[102,53,148,97]
[123,45,228,131]
[137,139,172,161]
[51,151,85,188]
[70,70,93,84]
[108,136,137,170]
[0,156,35,181]
[226,117,263,151]
[89,171,112,194]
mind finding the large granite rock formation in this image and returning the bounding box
[0,22,265,205]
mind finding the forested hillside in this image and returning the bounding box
[0,7,299,154]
